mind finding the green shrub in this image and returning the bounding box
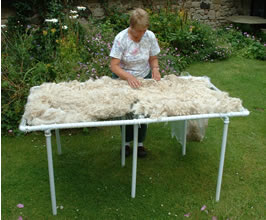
[148,8,184,43]
[102,5,129,34]
[148,9,219,60]
[198,46,232,62]
[158,46,188,74]
[1,29,56,134]
[243,41,266,60]
[217,26,249,50]
[30,25,60,63]
[216,24,266,60]
[6,0,69,35]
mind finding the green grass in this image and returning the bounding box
[2,57,266,219]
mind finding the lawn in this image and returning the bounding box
[2,57,266,219]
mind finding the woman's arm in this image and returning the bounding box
[149,56,161,81]
[110,58,142,88]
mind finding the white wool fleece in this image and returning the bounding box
[23,75,244,125]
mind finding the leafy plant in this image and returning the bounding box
[1,29,54,134]
[243,41,266,60]
[101,5,129,34]
[148,8,221,62]
[158,46,188,74]
[216,24,266,59]
[46,0,65,21]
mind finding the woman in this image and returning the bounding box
[110,8,161,158]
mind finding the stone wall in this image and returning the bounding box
[185,0,241,27]
[2,0,250,27]
[81,0,248,27]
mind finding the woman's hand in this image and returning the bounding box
[111,58,141,88]
[127,74,142,88]
[152,68,161,81]
[149,56,161,81]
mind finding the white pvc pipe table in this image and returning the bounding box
[19,77,249,215]
[19,110,249,215]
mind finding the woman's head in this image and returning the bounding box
[129,8,149,41]
[129,8,149,29]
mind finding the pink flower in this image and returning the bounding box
[201,205,206,211]
[18,216,23,220]
[184,213,190,217]
[212,217,218,220]
[17,204,24,208]
[8,130,13,133]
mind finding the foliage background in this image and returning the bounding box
[1,1,266,134]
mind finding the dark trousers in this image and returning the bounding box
[112,71,151,143]
[122,124,147,142]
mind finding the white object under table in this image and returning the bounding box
[19,82,249,216]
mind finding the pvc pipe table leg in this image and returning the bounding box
[182,120,187,156]
[131,124,139,198]
[216,117,230,202]
[55,129,62,155]
[45,130,57,215]
[121,125,126,167]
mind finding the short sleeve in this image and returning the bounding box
[109,36,124,60]
[149,32,160,56]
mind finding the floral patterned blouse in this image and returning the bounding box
[110,28,160,78]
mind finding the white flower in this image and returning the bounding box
[45,18,58,23]
[77,6,86,11]
[62,25,68,30]
[70,10,78,14]
[1,24,7,28]
[69,14,79,19]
